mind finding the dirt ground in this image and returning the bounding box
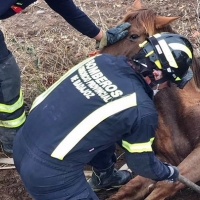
[1,0,200,199]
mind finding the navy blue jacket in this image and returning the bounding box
[20,54,170,181]
[0,0,100,38]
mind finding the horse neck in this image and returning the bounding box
[100,40,129,56]
[154,85,185,127]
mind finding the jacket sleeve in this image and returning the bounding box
[0,0,17,18]
[44,0,100,38]
[122,110,170,181]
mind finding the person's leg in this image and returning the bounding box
[88,145,132,191]
[89,145,116,169]
[0,29,26,154]
[13,130,99,200]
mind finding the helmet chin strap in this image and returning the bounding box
[153,84,160,96]
[131,50,169,89]
[154,76,168,84]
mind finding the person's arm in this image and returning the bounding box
[44,0,100,38]
[122,111,178,181]
[44,0,131,48]
[125,150,170,181]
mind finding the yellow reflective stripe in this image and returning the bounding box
[51,93,137,160]
[155,60,162,69]
[150,137,154,144]
[168,43,192,59]
[0,111,26,128]
[122,137,155,153]
[158,39,178,68]
[175,77,181,81]
[145,50,154,57]
[30,55,100,112]
[139,40,148,48]
[0,90,24,113]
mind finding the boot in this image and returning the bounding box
[88,164,132,191]
[0,127,17,154]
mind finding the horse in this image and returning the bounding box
[99,0,200,199]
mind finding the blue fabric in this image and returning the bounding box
[0,0,16,17]
[0,30,9,60]
[44,0,100,38]
[0,0,100,38]
[88,144,116,170]
[0,0,37,19]
[13,129,99,200]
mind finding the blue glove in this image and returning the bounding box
[97,22,131,49]
[165,164,179,182]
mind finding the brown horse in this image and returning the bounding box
[100,0,200,199]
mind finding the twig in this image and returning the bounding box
[94,1,106,30]
[117,152,125,160]
[0,166,15,170]
[0,158,14,164]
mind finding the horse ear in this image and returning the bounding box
[155,16,180,28]
[132,0,143,10]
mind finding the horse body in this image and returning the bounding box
[100,0,200,199]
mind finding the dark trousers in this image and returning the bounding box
[89,144,116,169]
[13,128,116,200]
[0,29,25,153]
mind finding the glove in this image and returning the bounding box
[96,22,131,49]
[165,164,179,182]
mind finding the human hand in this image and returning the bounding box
[96,22,131,49]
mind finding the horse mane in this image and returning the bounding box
[119,7,175,35]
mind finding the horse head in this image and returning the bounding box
[101,0,200,91]
[101,0,179,59]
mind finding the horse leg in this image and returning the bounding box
[144,146,200,200]
[107,175,156,200]
[108,146,200,200]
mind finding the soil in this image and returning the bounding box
[1,0,200,199]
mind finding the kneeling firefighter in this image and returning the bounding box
[13,32,193,200]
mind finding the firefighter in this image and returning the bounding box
[0,0,130,154]
[13,32,193,200]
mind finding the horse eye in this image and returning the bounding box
[128,34,139,41]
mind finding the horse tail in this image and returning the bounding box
[191,57,200,90]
